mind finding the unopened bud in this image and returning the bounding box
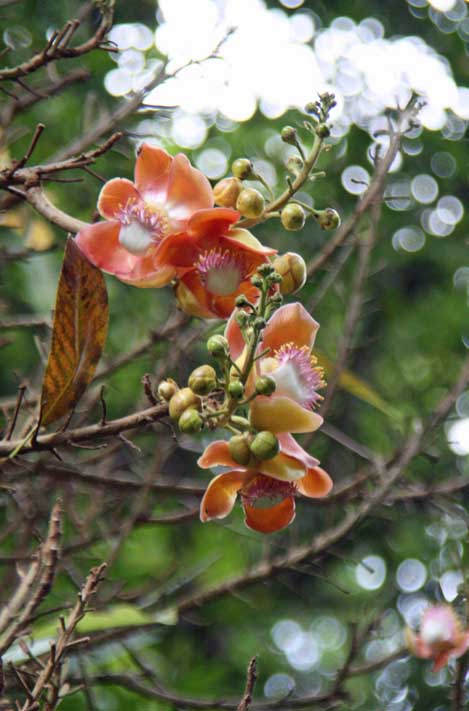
[228,380,244,400]
[157,379,178,401]
[281,126,298,145]
[315,207,341,230]
[188,365,217,396]
[235,294,251,308]
[232,158,253,180]
[236,188,265,219]
[316,123,330,139]
[235,311,249,328]
[251,274,263,288]
[281,203,306,231]
[255,375,276,396]
[230,415,251,430]
[207,334,229,358]
[213,177,243,208]
[178,408,203,433]
[272,252,307,295]
[257,263,275,277]
[169,387,201,420]
[229,434,253,466]
[249,431,279,460]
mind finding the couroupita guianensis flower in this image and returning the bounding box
[198,434,332,533]
[226,302,325,434]
[405,604,469,671]
[156,218,276,319]
[76,144,227,287]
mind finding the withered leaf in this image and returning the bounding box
[40,238,108,426]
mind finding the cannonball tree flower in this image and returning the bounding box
[226,302,325,433]
[154,212,276,319]
[405,604,469,671]
[198,434,332,533]
[76,144,218,287]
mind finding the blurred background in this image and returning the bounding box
[1,0,469,709]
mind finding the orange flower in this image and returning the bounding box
[198,434,332,533]
[405,604,469,672]
[76,144,219,287]
[226,302,325,433]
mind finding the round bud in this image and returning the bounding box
[228,380,244,400]
[272,252,307,295]
[235,311,249,328]
[253,317,266,330]
[236,188,265,219]
[230,415,251,430]
[257,263,275,277]
[315,207,341,231]
[304,101,316,114]
[178,408,203,433]
[213,177,243,208]
[255,375,276,396]
[169,387,201,420]
[229,434,254,466]
[249,431,279,461]
[281,203,306,231]
[251,274,263,288]
[235,294,251,308]
[157,379,178,401]
[232,158,253,180]
[286,155,304,175]
[207,334,229,359]
[316,123,330,139]
[281,126,298,145]
[188,365,217,396]
[270,292,283,305]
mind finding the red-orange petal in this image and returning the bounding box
[198,440,239,469]
[134,144,172,197]
[261,303,319,354]
[186,208,240,240]
[175,275,215,319]
[75,221,138,277]
[200,470,247,522]
[243,497,296,533]
[166,154,214,222]
[97,178,140,220]
[297,466,333,498]
[225,310,246,361]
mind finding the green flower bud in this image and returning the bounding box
[157,379,178,401]
[235,311,249,328]
[230,415,251,430]
[169,387,201,420]
[236,188,265,219]
[249,431,279,460]
[228,380,244,400]
[281,126,298,145]
[178,408,203,433]
[207,334,229,358]
[255,375,276,396]
[213,177,243,208]
[315,207,341,230]
[228,434,253,466]
[251,274,263,288]
[232,158,253,180]
[270,292,283,305]
[257,263,275,277]
[253,317,266,330]
[281,203,306,231]
[235,294,251,308]
[188,365,217,396]
[316,123,330,139]
[272,252,307,295]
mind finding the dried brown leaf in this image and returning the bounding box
[40,238,108,426]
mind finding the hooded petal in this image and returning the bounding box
[75,221,138,277]
[261,303,319,354]
[243,497,296,533]
[198,440,238,470]
[258,451,306,482]
[250,396,323,434]
[228,227,276,255]
[134,144,172,199]
[175,273,215,319]
[200,470,247,522]
[97,178,141,220]
[297,466,333,498]
[166,154,214,223]
[186,208,240,240]
[278,433,320,469]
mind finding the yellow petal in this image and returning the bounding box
[250,396,323,434]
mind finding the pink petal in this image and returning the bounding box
[75,221,138,277]
[261,303,319,354]
[134,144,172,198]
[166,154,214,224]
[186,208,240,240]
[200,470,247,522]
[225,310,246,362]
[278,433,320,469]
[243,497,296,533]
[97,178,140,220]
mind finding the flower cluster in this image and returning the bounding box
[76,96,340,533]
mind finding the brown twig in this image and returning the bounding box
[237,657,258,711]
